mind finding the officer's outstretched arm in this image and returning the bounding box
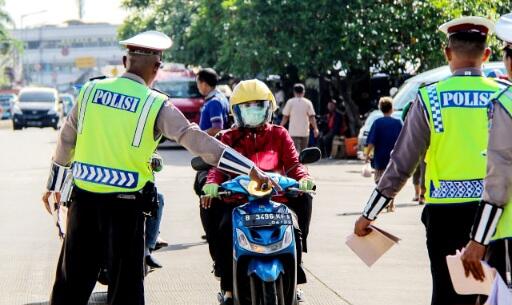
[155,102,272,189]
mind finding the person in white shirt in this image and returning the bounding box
[280,83,319,153]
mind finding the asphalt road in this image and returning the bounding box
[0,125,431,305]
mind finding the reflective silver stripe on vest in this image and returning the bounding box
[427,84,444,133]
[132,92,158,147]
[430,179,483,199]
[72,162,138,189]
[77,83,97,134]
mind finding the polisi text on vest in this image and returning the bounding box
[92,89,141,113]
[441,91,494,108]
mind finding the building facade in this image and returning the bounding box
[11,21,124,89]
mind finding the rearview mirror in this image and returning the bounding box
[191,156,212,171]
[299,147,321,164]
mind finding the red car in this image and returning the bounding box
[153,69,204,124]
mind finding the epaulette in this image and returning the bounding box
[151,87,170,98]
[89,75,107,81]
[418,80,440,89]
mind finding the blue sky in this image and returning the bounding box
[5,0,128,28]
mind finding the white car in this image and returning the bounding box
[357,62,507,158]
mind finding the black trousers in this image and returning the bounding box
[50,188,146,305]
[216,194,313,292]
[421,202,479,305]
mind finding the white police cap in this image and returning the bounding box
[439,16,495,36]
[119,31,172,55]
[496,13,512,47]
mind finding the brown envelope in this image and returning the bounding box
[345,225,400,267]
[446,252,496,295]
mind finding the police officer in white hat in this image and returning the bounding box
[353,16,509,305]
[43,30,271,305]
[461,13,512,297]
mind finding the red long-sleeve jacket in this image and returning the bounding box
[206,124,310,185]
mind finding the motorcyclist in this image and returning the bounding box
[201,79,316,305]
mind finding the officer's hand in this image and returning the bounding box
[354,216,373,237]
[42,191,61,215]
[461,241,487,282]
[299,178,316,191]
[249,167,282,192]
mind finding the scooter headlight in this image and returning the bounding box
[236,226,294,254]
[236,228,252,252]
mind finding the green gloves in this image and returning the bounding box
[202,183,220,198]
[299,178,316,191]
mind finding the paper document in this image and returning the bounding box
[446,252,495,295]
[345,225,400,267]
[485,273,512,305]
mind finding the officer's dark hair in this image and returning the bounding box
[448,32,487,59]
[197,68,219,87]
[293,83,305,94]
[379,96,393,114]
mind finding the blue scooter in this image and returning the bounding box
[192,148,320,305]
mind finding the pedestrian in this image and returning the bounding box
[364,97,402,212]
[280,83,319,153]
[196,68,230,136]
[461,13,512,300]
[317,99,346,157]
[402,101,426,205]
[42,30,271,305]
[353,17,509,305]
[195,68,231,245]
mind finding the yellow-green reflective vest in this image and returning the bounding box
[72,77,166,193]
[491,86,512,241]
[419,76,503,204]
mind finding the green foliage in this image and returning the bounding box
[119,0,512,78]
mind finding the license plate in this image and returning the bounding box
[26,121,43,126]
[242,213,292,227]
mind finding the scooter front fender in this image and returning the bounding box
[247,258,284,282]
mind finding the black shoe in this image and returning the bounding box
[97,268,109,285]
[201,234,207,240]
[146,255,163,269]
[217,293,233,305]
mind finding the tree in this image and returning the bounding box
[119,0,512,132]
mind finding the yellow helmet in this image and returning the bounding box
[230,79,277,128]
[230,79,277,112]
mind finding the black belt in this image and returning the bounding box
[72,186,141,201]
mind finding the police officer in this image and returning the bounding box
[461,13,512,292]
[353,17,509,305]
[42,31,271,305]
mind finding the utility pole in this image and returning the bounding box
[76,0,84,20]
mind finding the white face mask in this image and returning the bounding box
[240,106,267,127]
